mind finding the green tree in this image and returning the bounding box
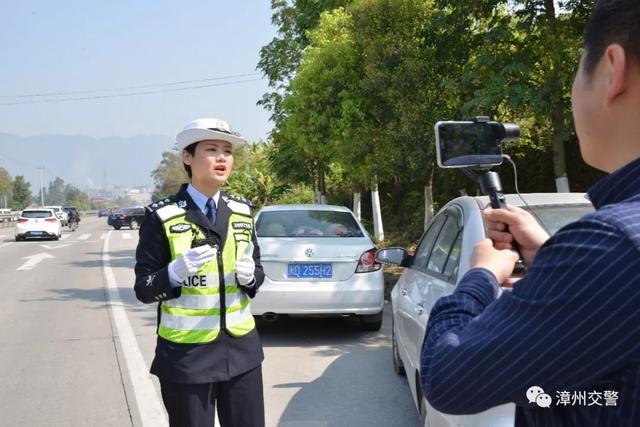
[427,0,592,191]
[225,142,286,207]
[0,168,13,209]
[46,177,66,205]
[258,0,353,125]
[64,185,90,210]
[151,152,188,201]
[11,175,31,210]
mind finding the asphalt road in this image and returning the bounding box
[0,216,419,427]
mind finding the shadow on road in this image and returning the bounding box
[257,316,420,427]
[276,348,418,427]
[69,249,136,269]
[257,316,384,351]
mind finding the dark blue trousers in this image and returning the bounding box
[160,364,265,427]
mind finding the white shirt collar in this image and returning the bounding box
[186,183,220,215]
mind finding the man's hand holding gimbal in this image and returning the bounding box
[484,205,549,265]
[470,205,550,285]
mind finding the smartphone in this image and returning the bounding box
[435,120,506,168]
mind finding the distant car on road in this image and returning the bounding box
[251,204,384,331]
[44,205,68,226]
[108,207,145,230]
[98,208,110,217]
[15,208,62,241]
[377,193,594,427]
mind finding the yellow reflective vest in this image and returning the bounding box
[153,200,256,344]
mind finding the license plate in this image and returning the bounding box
[287,263,332,279]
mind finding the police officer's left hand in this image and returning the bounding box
[236,242,255,287]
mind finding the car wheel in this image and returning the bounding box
[391,313,405,376]
[359,311,382,331]
[52,235,59,241]
[114,226,121,230]
[15,236,21,242]
[130,220,139,230]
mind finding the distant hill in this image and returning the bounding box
[0,133,175,191]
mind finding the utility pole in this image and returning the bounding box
[38,166,45,206]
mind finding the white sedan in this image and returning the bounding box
[251,204,385,331]
[377,193,594,427]
[15,208,62,241]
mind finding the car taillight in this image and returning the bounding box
[45,218,58,223]
[356,248,381,273]
[17,218,28,223]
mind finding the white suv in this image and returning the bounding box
[15,208,62,241]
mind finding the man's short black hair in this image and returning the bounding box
[183,142,198,179]
[584,0,640,75]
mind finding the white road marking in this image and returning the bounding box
[78,233,91,240]
[122,233,132,240]
[40,244,71,250]
[102,232,168,427]
[60,234,71,240]
[17,253,54,271]
[101,233,108,240]
[0,242,13,249]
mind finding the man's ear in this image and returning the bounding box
[181,149,193,166]
[605,44,629,106]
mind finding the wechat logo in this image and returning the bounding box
[527,386,552,408]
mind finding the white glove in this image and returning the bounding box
[168,245,216,285]
[235,242,255,287]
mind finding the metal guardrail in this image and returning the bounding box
[0,212,19,228]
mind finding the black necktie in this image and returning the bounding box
[205,198,216,225]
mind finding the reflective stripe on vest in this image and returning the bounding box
[155,203,256,344]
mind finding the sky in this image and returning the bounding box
[0,0,277,143]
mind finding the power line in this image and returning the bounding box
[0,78,264,106]
[0,72,261,99]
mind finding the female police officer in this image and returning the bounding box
[134,118,265,427]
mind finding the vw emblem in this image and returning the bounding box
[305,248,314,258]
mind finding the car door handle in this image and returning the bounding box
[415,303,425,315]
[401,288,408,297]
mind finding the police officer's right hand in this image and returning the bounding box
[484,205,550,266]
[168,245,216,285]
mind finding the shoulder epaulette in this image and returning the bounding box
[222,193,253,216]
[223,193,253,207]
[145,196,177,213]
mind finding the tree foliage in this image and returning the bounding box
[11,175,31,210]
[0,168,13,209]
[257,0,602,244]
[151,151,188,201]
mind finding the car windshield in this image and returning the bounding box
[22,210,54,218]
[256,210,364,238]
[528,205,593,235]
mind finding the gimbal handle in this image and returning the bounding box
[478,171,527,274]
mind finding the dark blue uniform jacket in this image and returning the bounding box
[134,184,265,384]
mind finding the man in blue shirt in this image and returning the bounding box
[421,1,640,425]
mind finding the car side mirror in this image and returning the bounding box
[376,247,408,266]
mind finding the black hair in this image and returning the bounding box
[183,142,198,179]
[584,0,640,75]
